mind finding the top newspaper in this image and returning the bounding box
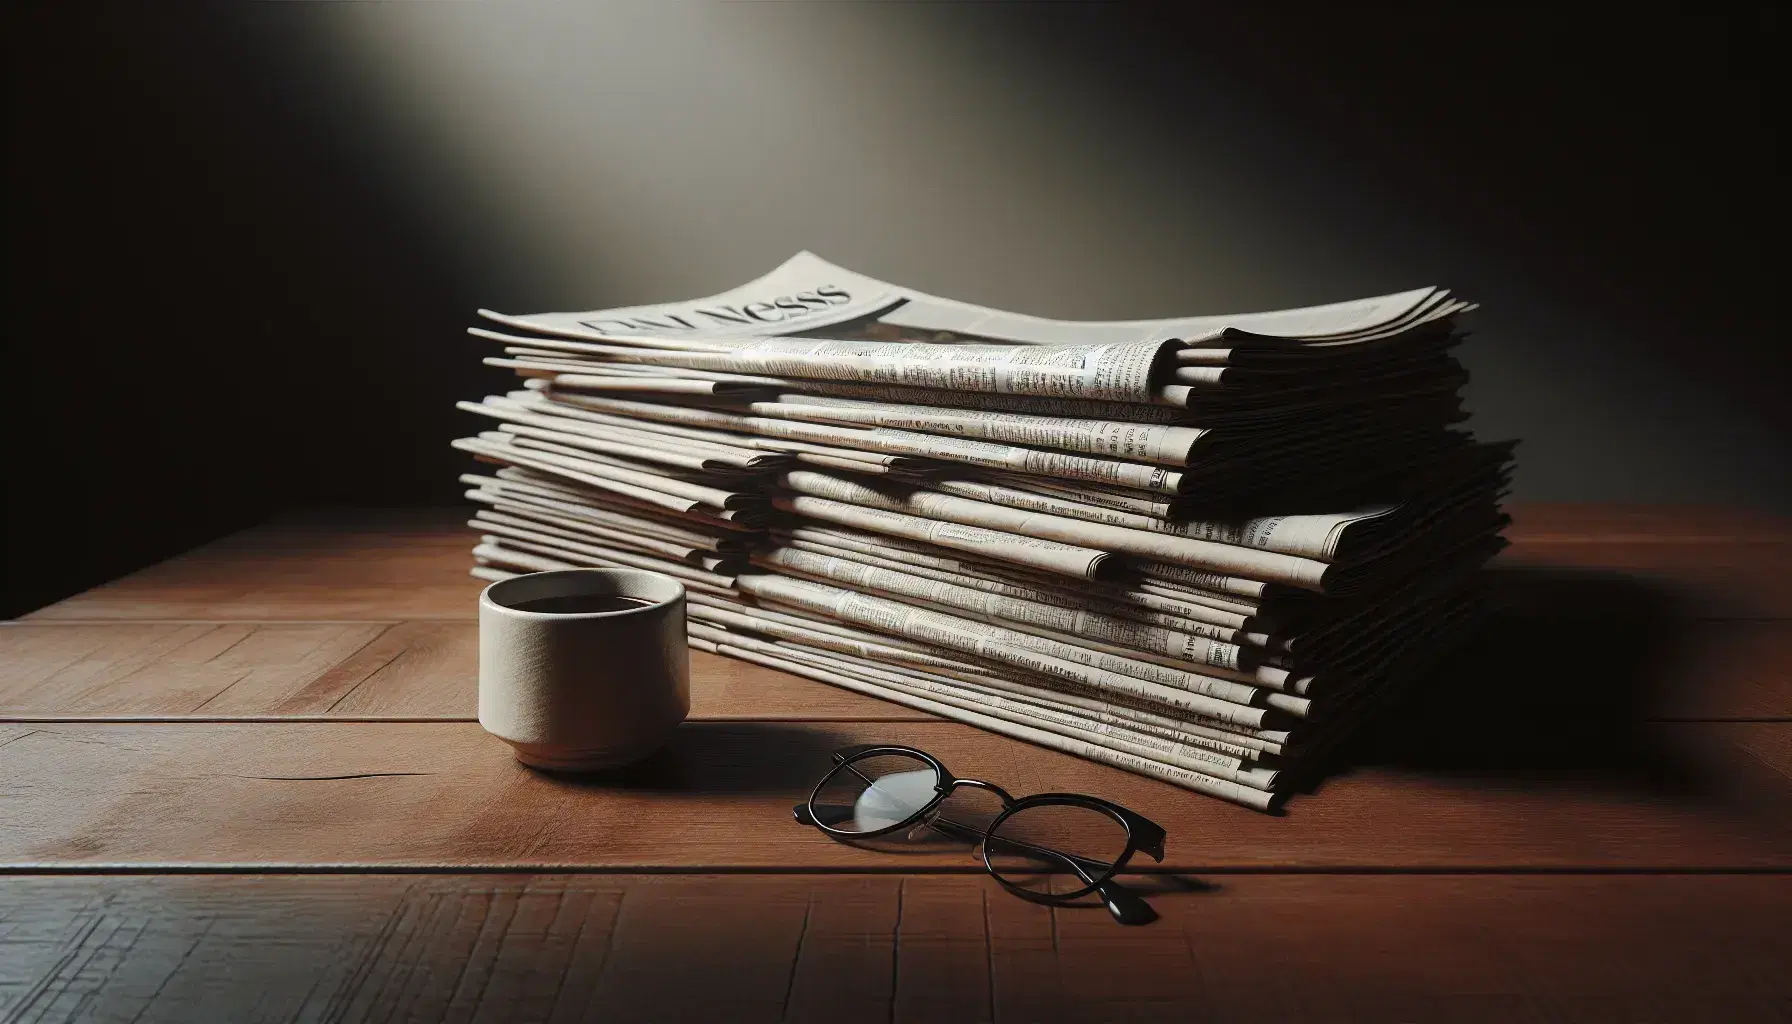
[475,253,1463,407]
[482,251,1452,347]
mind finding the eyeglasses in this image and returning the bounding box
[792,744,1167,925]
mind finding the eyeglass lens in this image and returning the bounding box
[810,752,940,834]
[985,801,1129,897]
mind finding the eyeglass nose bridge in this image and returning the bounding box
[945,776,1016,806]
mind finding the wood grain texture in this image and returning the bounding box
[0,623,932,722]
[1498,501,1792,620]
[1502,503,1792,543]
[3,873,1787,1024]
[8,618,1785,723]
[22,509,484,622]
[1650,621,1792,720]
[22,505,1792,622]
[4,506,1792,1019]
[1493,548,1792,619]
[2,720,1789,871]
[0,622,393,716]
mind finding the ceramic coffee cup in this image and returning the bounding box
[478,568,689,770]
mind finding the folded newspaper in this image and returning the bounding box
[454,253,1512,812]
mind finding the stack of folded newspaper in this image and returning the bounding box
[453,253,1512,812]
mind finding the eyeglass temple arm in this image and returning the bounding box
[831,743,890,764]
[1128,819,1168,861]
[962,820,1157,925]
[928,816,1113,881]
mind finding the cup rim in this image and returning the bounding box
[480,568,686,619]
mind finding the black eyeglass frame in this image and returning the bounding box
[798,744,1167,916]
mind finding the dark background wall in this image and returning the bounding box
[3,4,1784,617]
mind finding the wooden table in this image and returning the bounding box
[3,507,1788,1022]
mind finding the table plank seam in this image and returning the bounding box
[4,865,1789,876]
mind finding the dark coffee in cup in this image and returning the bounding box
[506,594,655,615]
